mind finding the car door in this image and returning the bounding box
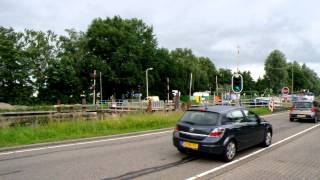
[226,110,252,150]
[242,109,265,145]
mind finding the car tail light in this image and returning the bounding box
[311,107,317,113]
[209,128,225,137]
[174,126,180,132]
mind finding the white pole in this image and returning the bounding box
[146,68,153,97]
[215,75,218,92]
[100,72,102,103]
[167,77,170,103]
[189,73,193,100]
[93,70,96,105]
[292,61,294,94]
[146,70,149,97]
[237,45,240,73]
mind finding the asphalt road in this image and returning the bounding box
[0,112,319,180]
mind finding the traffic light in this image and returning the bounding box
[232,74,243,93]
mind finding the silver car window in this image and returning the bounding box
[226,110,244,123]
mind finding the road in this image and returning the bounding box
[0,112,319,180]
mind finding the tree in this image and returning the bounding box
[0,27,33,104]
[241,71,255,92]
[86,16,158,99]
[301,64,320,94]
[255,76,269,95]
[264,50,288,93]
[22,29,60,103]
[217,68,233,91]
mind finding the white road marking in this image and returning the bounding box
[0,112,288,157]
[186,123,320,180]
[0,130,172,156]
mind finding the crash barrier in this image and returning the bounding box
[201,97,291,111]
[101,100,174,112]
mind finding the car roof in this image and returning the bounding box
[188,105,244,114]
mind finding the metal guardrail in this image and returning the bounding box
[0,98,292,120]
[102,100,174,111]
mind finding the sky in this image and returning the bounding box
[1,0,320,80]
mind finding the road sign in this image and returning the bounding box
[232,73,243,93]
[282,87,289,95]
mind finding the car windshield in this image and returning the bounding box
[294,102,312,109]
[180,111,220,125]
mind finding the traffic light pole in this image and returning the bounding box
[232,73,243,106]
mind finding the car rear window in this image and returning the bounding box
[180,111,220,125]
[294,102,312,108]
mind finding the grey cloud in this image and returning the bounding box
[0,0,319,77]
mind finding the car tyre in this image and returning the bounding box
[261,130,272,147]
[290,118,294,122]
[223,140,237,162]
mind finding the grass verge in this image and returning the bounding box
[0,108,272,148]
[249,107,271,116]
[0,112,182,148]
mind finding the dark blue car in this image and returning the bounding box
[173,106,272,161]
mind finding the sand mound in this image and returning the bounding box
[0,102,15,109]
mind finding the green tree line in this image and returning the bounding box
[1,16,319,105]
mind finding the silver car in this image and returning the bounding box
[289,101,319,123]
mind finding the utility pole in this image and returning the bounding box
[93,70,96,105]
[215,75,218,92]
[237,45,240,73]
[189,73,193,100]
[292,62,294,94]
[167,77,170,103]
[146,68,153,97]
[100,71,102,103]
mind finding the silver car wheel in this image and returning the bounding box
[265,131,272,146]
[226,141,236,160]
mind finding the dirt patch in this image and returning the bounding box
[0,102,15,110]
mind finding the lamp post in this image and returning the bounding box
[291,61,294,94]
[146,67,153,97]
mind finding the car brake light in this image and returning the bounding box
[209,128,225,137]
[174,126,180,132]
[311,107,317,113]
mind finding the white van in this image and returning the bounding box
[144,96,160,102]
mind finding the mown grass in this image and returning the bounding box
[249,107,271,116]
[0,112,183,148]
[0,108,272,148]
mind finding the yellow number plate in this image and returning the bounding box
[182,141,199,150]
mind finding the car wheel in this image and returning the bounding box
[223,140,237,162]
[261,130,272,147]
[290,118,294,122]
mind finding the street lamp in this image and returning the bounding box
[146,67,153,97]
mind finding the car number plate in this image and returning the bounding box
[297,115,305,118]
[182,141,199,150]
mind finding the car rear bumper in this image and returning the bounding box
[173,136,225,154]
[290,114,315,119]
